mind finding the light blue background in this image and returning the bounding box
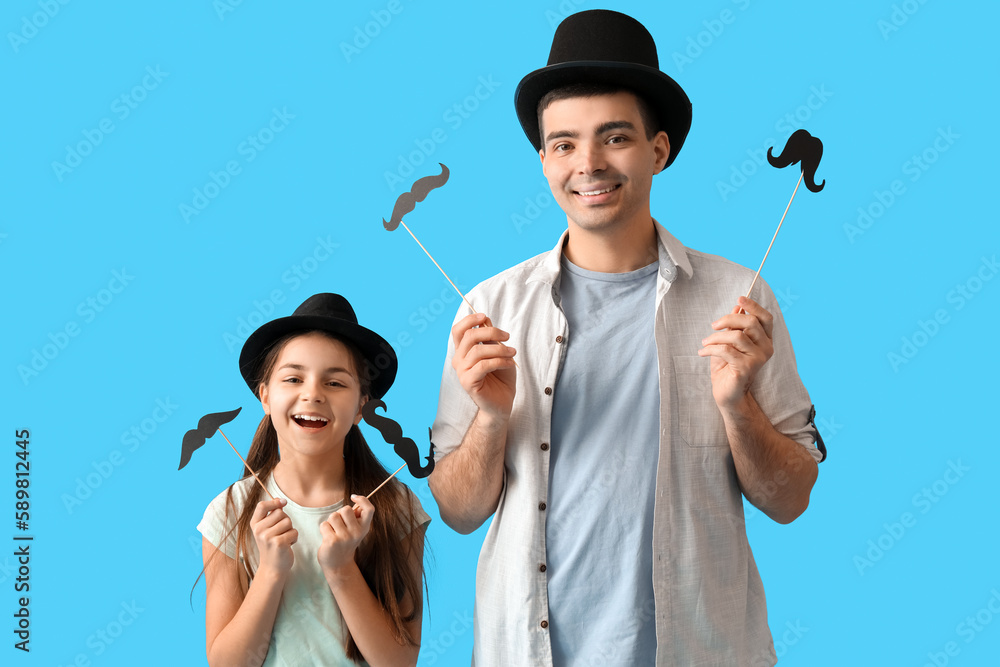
[3,1,998,665]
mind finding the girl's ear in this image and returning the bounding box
[354,395,368,426]
[260,384,271,416]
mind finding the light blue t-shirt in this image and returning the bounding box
[546,256,660,666]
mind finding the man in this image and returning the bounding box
[429,10,825,666]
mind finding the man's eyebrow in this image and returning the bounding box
[543,129,579,144]
[544,121,637,145]
[595,120,636,134]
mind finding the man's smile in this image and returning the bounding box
[575,184,620,196]
[571,182,622,205]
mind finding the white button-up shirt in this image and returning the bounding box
[432,222,824,666]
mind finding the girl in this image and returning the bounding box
[198,293,429,666]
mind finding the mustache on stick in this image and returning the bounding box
[767,129,825,193]
[361,399,435,479]
[741,129,827,309]
[382,164,519,370]
[383,163,450,231]
[178,406,275,500]
[178,407,242,470]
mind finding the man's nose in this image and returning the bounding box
[576,143,607,174]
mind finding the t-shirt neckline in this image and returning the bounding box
[560,254,659,283]
[267,474,346,514]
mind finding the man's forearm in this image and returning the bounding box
[429,410,508,534]
[722,392,818,524]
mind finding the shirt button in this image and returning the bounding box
[555,335,564,344]
[544,387,553,396]
[539,563,547,572]
[540,620,549,629]
[538,501,547,511]
[540,442,549,451]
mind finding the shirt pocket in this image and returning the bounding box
[673,355,728,447]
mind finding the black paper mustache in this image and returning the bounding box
[383,163,450,231]
[178,407,242,470]
[767,129,825,192]
[361,399,435,478]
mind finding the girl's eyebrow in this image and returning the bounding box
[277,363,354,375]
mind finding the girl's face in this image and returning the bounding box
[259,332,365,460]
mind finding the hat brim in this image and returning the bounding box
[238,315,397,400]
[515,61,692,167]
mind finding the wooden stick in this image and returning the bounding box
[742,171,804,312]
[400,219,476,314]
[217,427,275,501]
[398,218,519,368]
[352,462,408,511]
[368,462,407,499]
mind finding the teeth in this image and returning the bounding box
[293,414,328,422]
[578,186,616,196]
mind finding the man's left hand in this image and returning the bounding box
[698,296,774,412]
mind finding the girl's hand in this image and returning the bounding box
[318,495,374,581]
[250,498,298,579]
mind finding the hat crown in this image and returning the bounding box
[293,293,358,324]
[239,292,397,399]
[547,10,658,69]
[514,9,691,165]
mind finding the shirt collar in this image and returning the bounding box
[525,219,693,289]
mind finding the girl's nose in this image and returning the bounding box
[300,379,325,401]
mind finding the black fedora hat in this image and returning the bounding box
[515,9,692,167]
[238,293,397,400]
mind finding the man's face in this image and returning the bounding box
[539,91,669,235]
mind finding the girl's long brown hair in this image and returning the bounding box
[205,330,425,663]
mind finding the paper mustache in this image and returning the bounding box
[383,163,450,231]
[178,407,242,470]
[741,129,828,308]
[767,129,825,193]
[361,399,435,478]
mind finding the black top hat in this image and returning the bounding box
[515,9,692,167]
[238,293,397,400]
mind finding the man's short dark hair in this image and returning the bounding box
[536,83,660,148]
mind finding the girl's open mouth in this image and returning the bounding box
[292,415,329,429]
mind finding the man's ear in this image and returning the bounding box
[652,131,670,174]
[539,147,547,174]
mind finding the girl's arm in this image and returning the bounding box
[319,496,425,667]
[204,498,298,667]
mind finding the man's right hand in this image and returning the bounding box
[451,312,517,421]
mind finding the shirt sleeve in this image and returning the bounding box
[396,485,431,540]
[430,299,481,462]
[751,279,825,464]
[196,484,244,559]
